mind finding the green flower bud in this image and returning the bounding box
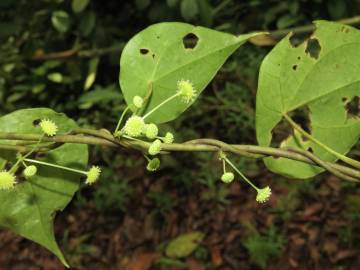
[221,172,234,183]
[133,96,144,108]
[24,165,37,178]
[146,158,160,171]
[145,123,158,139]
[163,132,174,144]
[148,139,162,155]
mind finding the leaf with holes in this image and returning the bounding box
[119,22,261,123]
[0,108,88,266]
[256,21,360,179]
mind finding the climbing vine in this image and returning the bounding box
[0,21,359,267]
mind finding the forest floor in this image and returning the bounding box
[0,173,359,270]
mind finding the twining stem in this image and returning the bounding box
[142,93,180,119]
[283,113,360,170]
[24,158,87,176]
[114,106,130,135]
[0,132,358,181]
[223,156,259,191]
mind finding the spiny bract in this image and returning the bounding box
[39,119,58,136]
[86,166,101,185]
[0,170,16,190]
[256,186,271,203]
[177,79,196,103]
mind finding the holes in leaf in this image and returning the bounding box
[183,33,199,49]
[292,65,298,71]
[344,96,360,119]
[270,119,293,148]
[289,31,313,47]
[33,119,41,126]
[270,107,311,148]
[140,48,149,55]
[305,38,321,59]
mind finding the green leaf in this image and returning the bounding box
[51,10,71,33]
[120,22,261,123]
[47,72,63,83]
[79,11,96,36]
[256,21,360,179]
[72,0,90,13]
[0,108,88,266]
[165,231,204,258]
[84,57,99,90]
[181,0,199,21]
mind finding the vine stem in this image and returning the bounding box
[283,113,360,170]
[0,131,358,181]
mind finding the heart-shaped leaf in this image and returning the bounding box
[0,108,88,266]
[120,22,261,123]
[256,21,360,178]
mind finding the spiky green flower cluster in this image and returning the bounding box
[0,170,16,190]
[145,123,158,139]
[164,132,174,144]
[39,119,58,136]
[256,186,271,203]
[177,79,196,103]
[123,116,145,137]
[148,139,162,155]
[86,166,101,185]
[221,172,234,183]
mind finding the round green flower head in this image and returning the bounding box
[177,79,196,103]
[24,165,37,178]
[85,166,101,185]
[133,96,144,109]
[164,132,174,144]
[146,158,160,171]
[148,139,162,155]
[221,172,234,183]
[40,119,58,136]
[256,186,271,203]
[0,170,16,190]
[123,116,145,137]
[145,123,158,139]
